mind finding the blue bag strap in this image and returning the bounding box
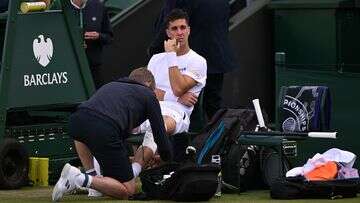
[196,121,225,165]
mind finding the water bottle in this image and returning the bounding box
[20,2,47,13]
[212,155,222,197]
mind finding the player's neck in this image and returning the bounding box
[176,46,190,56]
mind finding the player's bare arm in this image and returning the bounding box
[163,39,197,96]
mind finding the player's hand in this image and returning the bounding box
[154,88,165,101]
[164,39,179,53]
[84,31,100,40]
[178,92,198,107]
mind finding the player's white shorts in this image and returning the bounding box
[140,101,190,154]
[160,102,190,134]
[139,102,190,135]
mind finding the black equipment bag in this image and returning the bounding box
[222,145,293,193]
[271,177,360,199]
[221,144,259,192]
[193,108,260,165]
[259,147,291,188]
[140,162,221,201]
[191,108,267,192]
[279,86,331,132]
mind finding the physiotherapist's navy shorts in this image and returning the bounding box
[68,109,133,182]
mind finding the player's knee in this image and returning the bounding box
[163,116,176,135]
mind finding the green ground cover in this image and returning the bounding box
[0,187,359,203]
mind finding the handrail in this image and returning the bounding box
[109,0,147,26]
[230,0,270,30]
[0,11,7,20]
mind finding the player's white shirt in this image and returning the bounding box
[148,49,207,118]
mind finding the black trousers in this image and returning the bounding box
[90,66,103,89]
[203,73,224,119]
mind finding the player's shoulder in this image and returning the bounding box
[148,53,167,71]
[189,49,206,63]
[149,52,167,62]
[188,50,207,68]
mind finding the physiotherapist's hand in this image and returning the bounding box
[164,39,179,53]
[178,92,198,107]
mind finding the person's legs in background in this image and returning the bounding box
[90,66,103,89]
[204,73,224,120]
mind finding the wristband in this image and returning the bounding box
[164,91,179,102]
[166,52,178,68]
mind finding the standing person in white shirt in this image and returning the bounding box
[131,9,207,178]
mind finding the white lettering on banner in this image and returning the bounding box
[23,72,69,87]
[282,96,309,131]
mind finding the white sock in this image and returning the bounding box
[140,120,151,133]
[132,162,142,178]
[93,157,102,175]
[74,173,93,188]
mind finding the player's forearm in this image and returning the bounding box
[168,67,190,96]
[165,52,190,96]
